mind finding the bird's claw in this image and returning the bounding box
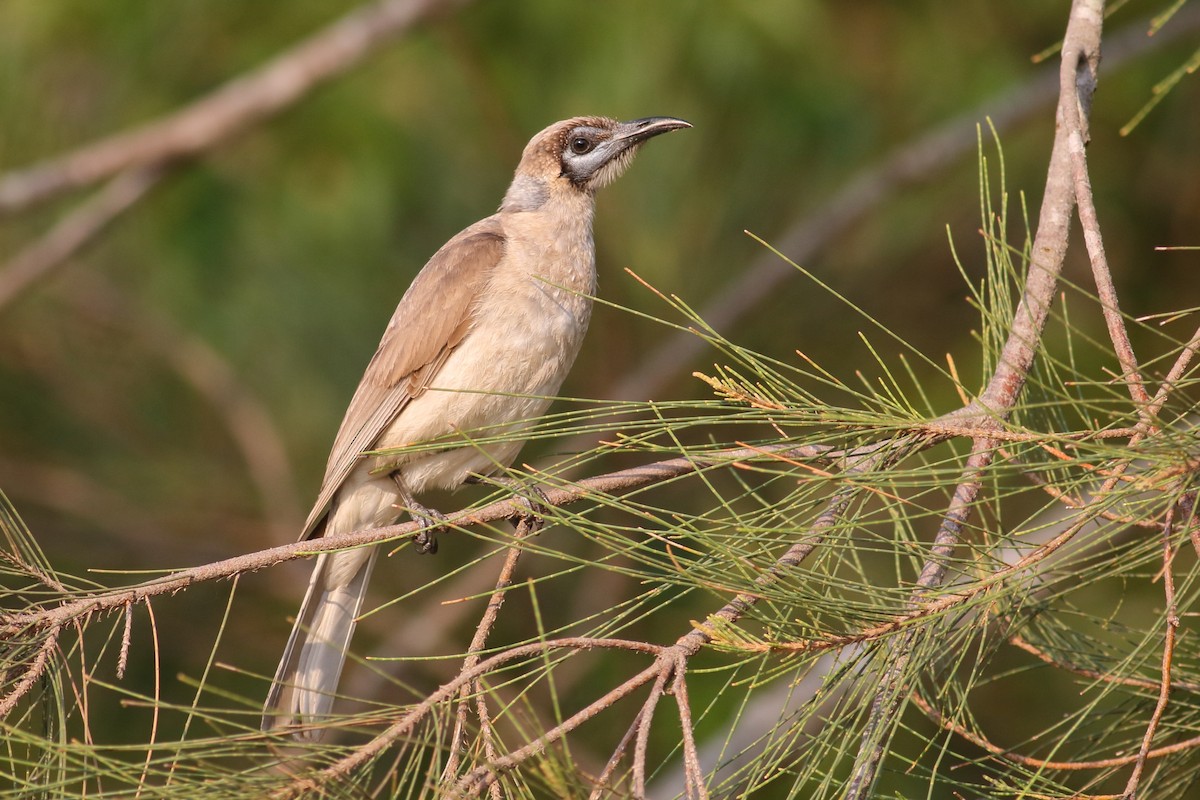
[469,474,549,535]
[411,505,447,554]
[513,485,549,535]
[390,473,447,555]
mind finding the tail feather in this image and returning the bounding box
[262,546,378,740]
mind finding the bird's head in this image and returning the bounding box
[503,116,691,211]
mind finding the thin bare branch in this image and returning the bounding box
[442,524,533,783]
[1009,634,1200,694]
[587,707,645,800]
[671,667,709,800]
[1121,502,1181,798]
[1147,321,1200,419]
[117,602,133,680]
[1062,8,1153,414]
[0,629,59,719]
[271,638,665,799]
[0,443,832,639]
[632,660,674,799]
[911,691,1200,772]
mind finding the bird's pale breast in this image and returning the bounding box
[373,208,597,493]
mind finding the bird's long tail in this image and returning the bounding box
[262,545,378,740]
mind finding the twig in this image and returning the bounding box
[117,602,133,680]
[1146,320,1200,419]
[1009,634,1200,693]
[601,650,708,800]
[442,524,533,784]
[632,659,674,799]
[271,638,665,799]
[1120,502,1181,799]
[0,629,60,719]
[1062,5,1153,414]
[671,667,708,800]
[476,701,503,800]
[587,707,646,799]
[0,0,472,215]
[0,442,828,718]
[911,691,1200,772]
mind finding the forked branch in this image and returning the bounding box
[844,1,1108,796]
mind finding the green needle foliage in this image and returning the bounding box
[3,124,1200,798]
[3,2,1200,798]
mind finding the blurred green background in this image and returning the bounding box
[1,0,1198,793]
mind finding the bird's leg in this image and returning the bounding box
[467,474,549,535]
[390,473,445,555]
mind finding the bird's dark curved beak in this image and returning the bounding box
[579,116,691,189]
[613,116,693,145]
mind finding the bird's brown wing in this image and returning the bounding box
[300,217,507,540]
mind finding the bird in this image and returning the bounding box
[262,115,691,739]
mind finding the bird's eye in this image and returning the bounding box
[569,136,594,155]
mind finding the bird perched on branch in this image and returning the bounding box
[262,115,691,739]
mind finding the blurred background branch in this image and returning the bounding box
[0,0,472,215]
[2,0,1200,797]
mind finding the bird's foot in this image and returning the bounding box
[469,474,549,536]
[390,473,447,555]
[407,501,447,555]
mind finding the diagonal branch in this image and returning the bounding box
[271,638,667,799]
[0,0,475,316]
[0,166,164,311]
[0,442,830,717]
[911,691,1200,773]
[0,0,472,217]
